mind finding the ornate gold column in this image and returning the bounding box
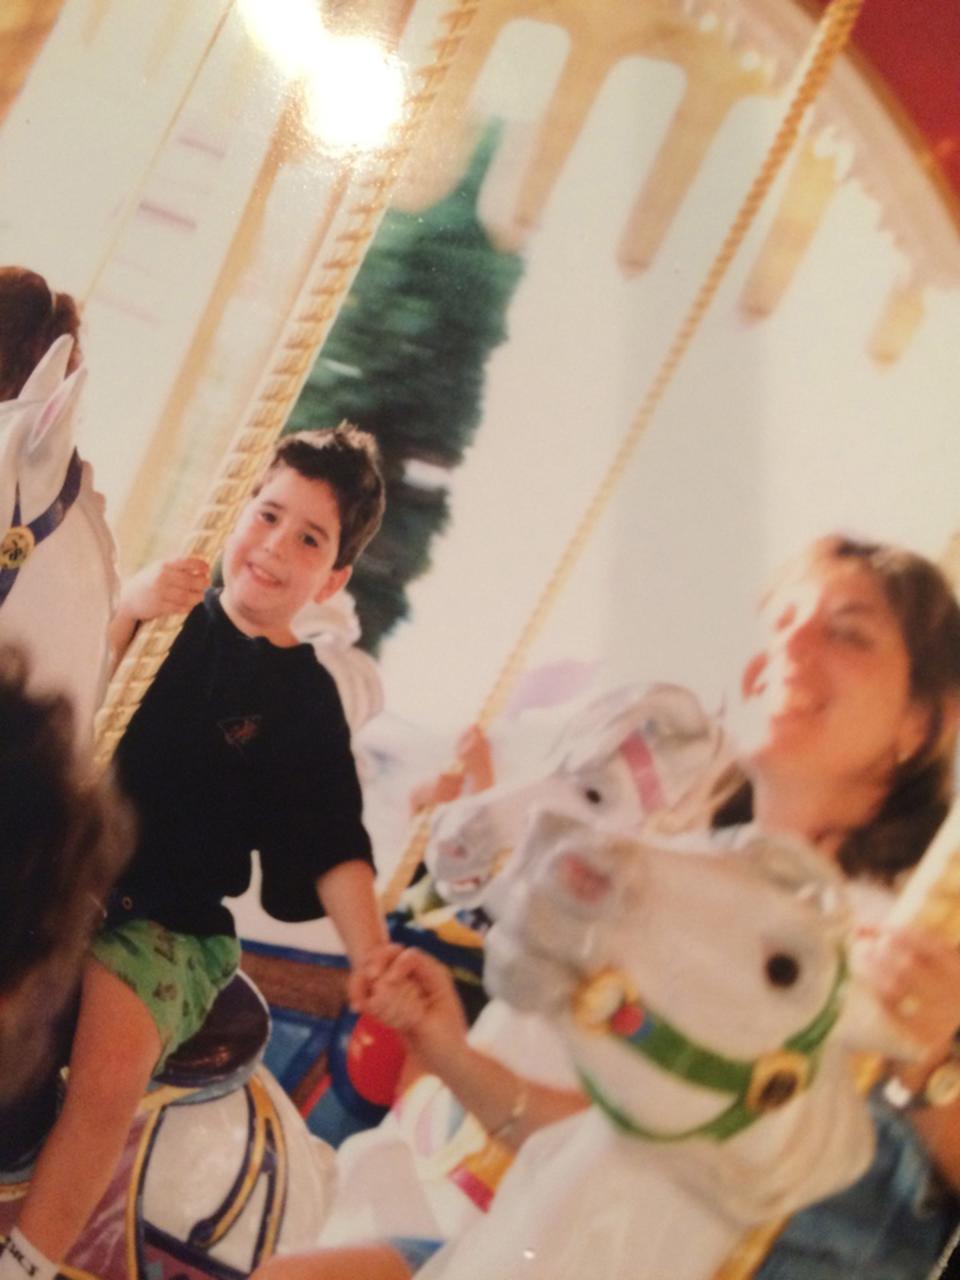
[740,136,841,315]
[0,0,66,129]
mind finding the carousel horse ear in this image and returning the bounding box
[558,682,712,774]
[17,335,75,404]
[0,337,86,531]
[23,345,86,460]
[554,683,652,771]
[14,347,87,521]
[739,833,850,937]
[643,682,714,738]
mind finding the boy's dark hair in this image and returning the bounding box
[0,266,82,400]
[0,648,132,1100]
[269,423,385,569]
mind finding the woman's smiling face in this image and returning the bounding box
[733,554,929,792]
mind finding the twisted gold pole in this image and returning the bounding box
[93,0,481,773]
[379,0,867,914]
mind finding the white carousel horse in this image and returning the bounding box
[320,684,732,1249]
[417,813,896,1280]
[0,339,336,1274]
[294,591,384,736]
[425,681,732,915]
[0,334,118,747]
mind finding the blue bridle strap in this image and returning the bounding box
[0,449,83,608]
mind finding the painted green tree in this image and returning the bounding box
[286,125,524,653]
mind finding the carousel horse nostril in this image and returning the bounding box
[555,852,612,905]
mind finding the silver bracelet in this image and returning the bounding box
[488,1077,529,1143]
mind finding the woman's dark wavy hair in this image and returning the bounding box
[0,266,81,401]
[0,649,132,1098]
[714,535,960,883]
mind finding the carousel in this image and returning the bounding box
[0,0,959,1278]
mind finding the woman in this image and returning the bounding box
[258,534,960,1280]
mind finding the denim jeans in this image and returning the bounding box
[757,1091,959,1280]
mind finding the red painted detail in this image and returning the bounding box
[449,1163,496,1212]
[298,1070,333,1118]
[137,199,198,231]
[346,1013,408,1107]
[807,0,960,201]
[611,1002,647,1037]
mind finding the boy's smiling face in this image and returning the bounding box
[220,464,351,645]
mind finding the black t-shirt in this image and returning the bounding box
[110,590,373,936]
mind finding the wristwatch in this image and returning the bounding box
[884,1042,960,1112]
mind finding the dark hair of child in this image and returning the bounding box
[0,648,131,995]
[0,266,82,401]
[268,423,386,569]
[0,648,132,1102]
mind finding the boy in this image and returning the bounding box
[2,425,388,1278]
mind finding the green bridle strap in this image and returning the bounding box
[577,950,849,1144]
[579,1069,762,1143]
[785,953,849,1055]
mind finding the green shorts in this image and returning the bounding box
[91,920,240,1073]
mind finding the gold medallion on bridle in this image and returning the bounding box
[746,1050,811,1112]
[0,526,34,569]
[572,968,637,1031]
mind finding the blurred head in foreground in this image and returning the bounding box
[0,647,132,1102]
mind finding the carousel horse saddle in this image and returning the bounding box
[152,970,271,1100]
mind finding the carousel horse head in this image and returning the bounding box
[0,333,118,746]
[410,816,901,1280]
[484,812,895,1230]
[426,682,730,913]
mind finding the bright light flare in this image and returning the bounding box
[239,0,323,79]
[239,0,406,151]
[303,36,406,151]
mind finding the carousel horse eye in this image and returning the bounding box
[584,786,603,805]
[765,952,800,988]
